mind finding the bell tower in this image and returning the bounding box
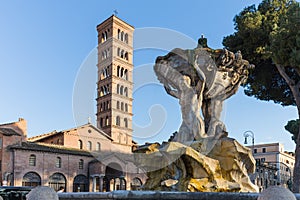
[96,15,134,147]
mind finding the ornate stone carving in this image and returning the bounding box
[154,41,254,143]
[135,138,257,192]
[135,37,258,192]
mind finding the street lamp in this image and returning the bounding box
[244,130,255,153]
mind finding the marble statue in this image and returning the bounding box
[154,37,254,143]
[134,37,258,192]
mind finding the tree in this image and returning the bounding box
[285,119,299,144]
[223,0,300,192]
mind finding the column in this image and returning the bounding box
[92,176,97,192]
[99,174,105,192]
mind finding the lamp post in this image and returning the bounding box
[243,130,255,154]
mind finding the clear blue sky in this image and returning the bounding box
[0,0,297,151]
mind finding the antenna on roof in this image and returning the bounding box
[113,10,118,16]
[88,117,91,124]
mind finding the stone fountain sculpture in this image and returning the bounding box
[134,37,258,192]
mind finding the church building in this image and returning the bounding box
[0,15,146,192]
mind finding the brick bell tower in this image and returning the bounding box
[96,15,134,147]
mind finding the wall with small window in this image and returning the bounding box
[116,84,129,97]
[114,100,131,113]
[101,48,110,60]
[63,125,113,152]
[117,29,129,44]
[29,154,36,166]
[30,132,64,146]
[98,100,111,113]
[100,65,111,80]
[116,66,129,80]
[56,157,62,168]
[99,116,110,128]
[114,115,131,130]
[100,28,111,44]
[99,84,111,97]
[116,47,129,61]
[12,148,94,192]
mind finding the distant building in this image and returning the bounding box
[0,15,147,192]
[247,143,294,191]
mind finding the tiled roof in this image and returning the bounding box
[0,128,21,136]
[8,142,93,157]
[90,151,136,164]
[27,131,58,142]
[28,123,113,142]
[0,121,16,127]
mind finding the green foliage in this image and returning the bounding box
[285,119,299,144]
[223,0,300,106]
[270,2,300,67]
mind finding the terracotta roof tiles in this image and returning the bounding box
[8,142,93,157]
[0,128,21,136]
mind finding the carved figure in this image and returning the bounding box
[135,37,258,193]
[154,38,254,144]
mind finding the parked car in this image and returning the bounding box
[0,187,32,200]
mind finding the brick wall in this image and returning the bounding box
[12,149,94,192]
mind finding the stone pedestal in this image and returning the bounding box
[134,137,258,192]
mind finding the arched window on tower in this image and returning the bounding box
[104,31,108,41]
[125,52,128,61]
[125,103,128,112]
[99,117,103,127]
[101,86,106,96]
[116,116,120,126]
[102,51,105,60]
[105,116,109,126]
[102,69,106,79]
[121,102,124,111]
[124,87,128,97]
[117,66,120,77]
[117,84,120,94]
[120,67,124,78]
[106,84,110,94]
[100,87,104,97]
[106,67,109,77]
[117,101,120,109]
[121,31,124,41]
[125,33,128,44]
[102,86,107,95]
[103,102,106,110]
[120,86,124,95]
[124,118,128,128]
[121,50,124,58]
[124,69,128,80]
[102,33,105,43]
[118,29,121,40]
[107,101,110,109]
[117,48,121,57]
